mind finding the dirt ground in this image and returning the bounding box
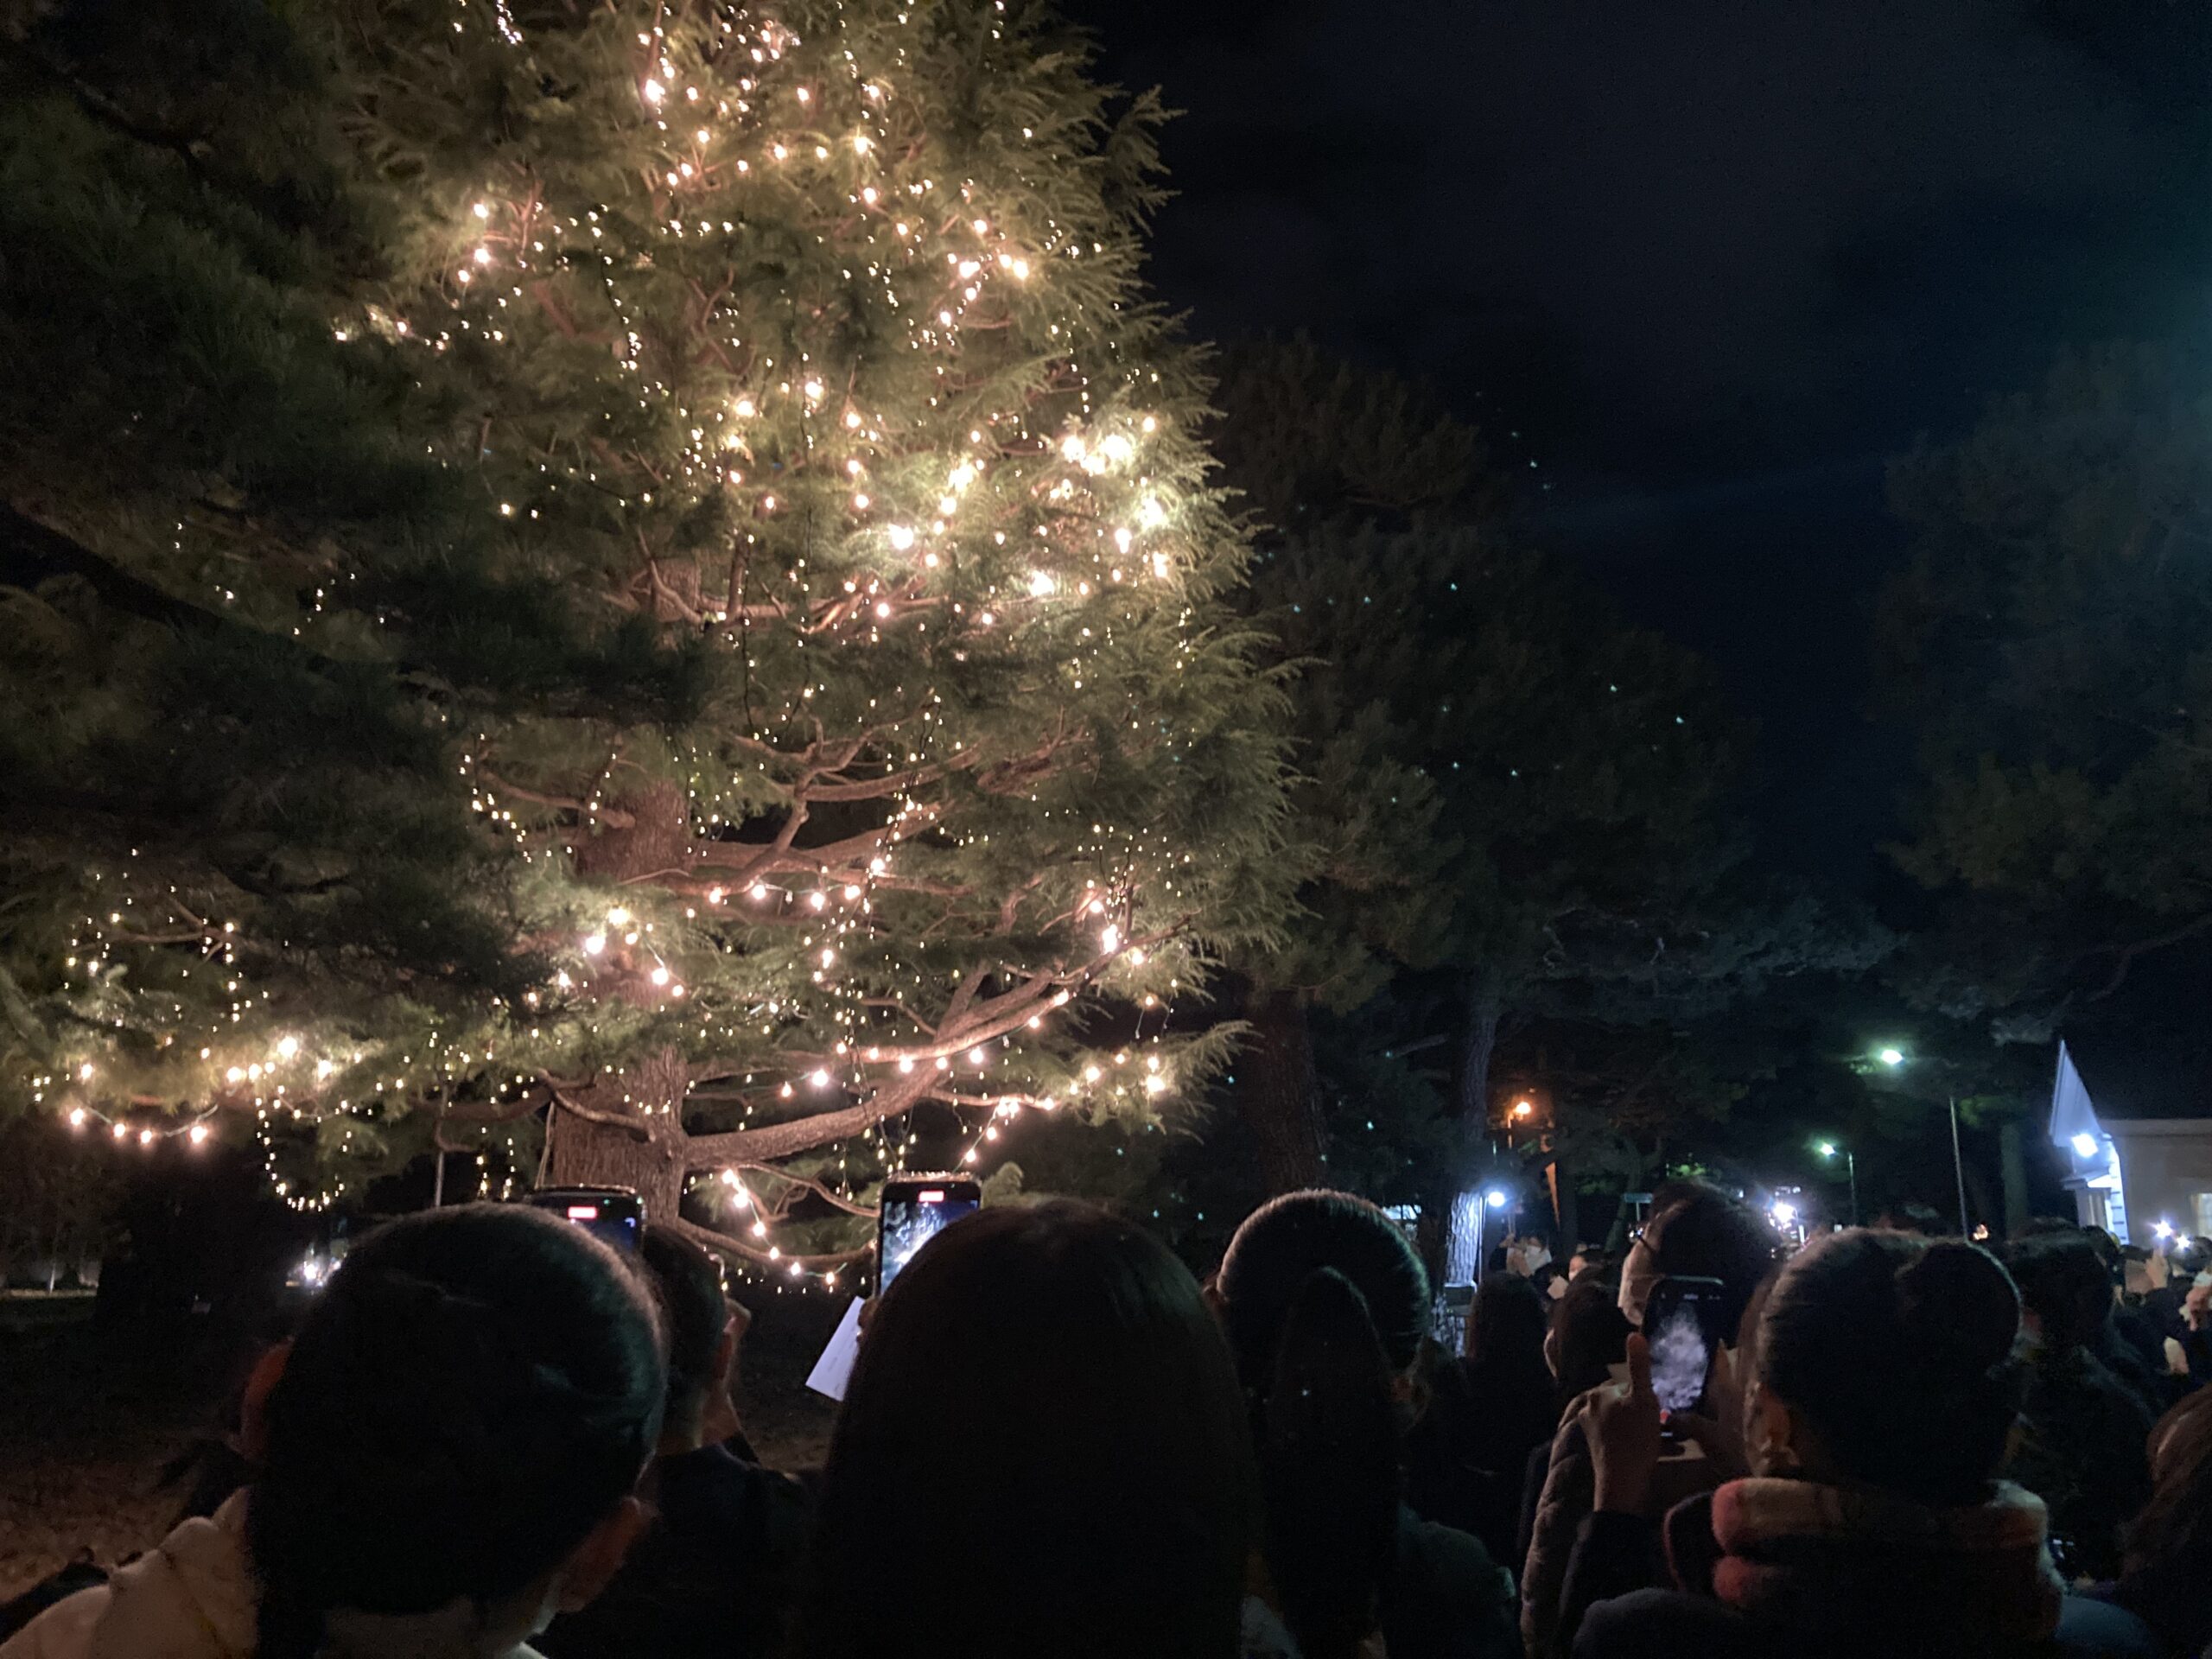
[0,1287,844,1605]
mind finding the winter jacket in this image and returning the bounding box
[2007,1344,2156,1581]
[1520,1417,1595,1659]
[537,1442,810,1659]
[1385,1507,1518,1659]
[1406,1355,1559,1572]
[0,1493,257,1659]
[1572,1479,2158,1659]
[1522,1414,1723,1658]
[2101,1543,2212,1659]
[0,1491,555,1659]
[1241,1509,1516,1659]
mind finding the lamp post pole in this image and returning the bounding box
[1878,1049,1971,1240]
[1820,1142,1860,1227]
[1948,1096,1968,1237]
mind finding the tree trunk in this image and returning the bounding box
[543,783,702,1225]
[1551,1157,1579,1247]
[1999,1122,2030,1242]
[1236,988,1325,1193]
[1454,974,1501,1123]
[543,1049,694,1229]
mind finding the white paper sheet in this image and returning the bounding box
[804,1296,865,1401]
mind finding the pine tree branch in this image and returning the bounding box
[3,503,236,634]
[2087,912,2212,1002]
[538,1073,653,1141]
[671,1215,868,1274]
[476,768,636,829]
[731,1163,874,1217]
[0,504,375,677]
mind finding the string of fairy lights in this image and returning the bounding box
[28,0,1253,1288]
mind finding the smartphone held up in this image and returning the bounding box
[878,1173,982,1292]
[1642,1274,1725,1417]
[524,1185,645,1255]
[806,1173,983,1402]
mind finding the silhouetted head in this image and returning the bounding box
[637,1225,733,1447]
[1465,1269,1549,1374]
[1751,1228,2024,1506]
[1872,1202,1946,1236]
[1548,1274,1632,1407]
[1214,1191,1427,1659]
[797,1201,1253,1659]
[2007,1230,2117,1354]
[250,1205,664,1659]
[1619,1182,1776,1339]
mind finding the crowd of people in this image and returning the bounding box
[5,1182,2212,1659]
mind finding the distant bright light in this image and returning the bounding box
[1817,1141,1837,1158]
[2072,1132,2101,1160]
[582,931,607,956]
[1771,1200,1799,1227]
[1485,1189,1509,1208]
[1512,1099,1535,1119]
[2155,1219,2174,1238]
[1878,1046,1905,1068]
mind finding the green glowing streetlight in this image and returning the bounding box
[1878,1046,1905,1068]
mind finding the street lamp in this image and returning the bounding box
[1875,1046,1967,1238]
[1817,1141,1859,1226]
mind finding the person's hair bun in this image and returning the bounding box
[1896,1241,2020,1380]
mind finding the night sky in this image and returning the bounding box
[1060,0,2212,874]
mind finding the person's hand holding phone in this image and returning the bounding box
[1583,1331,1664,1517]
[1662,1339,1750,1483]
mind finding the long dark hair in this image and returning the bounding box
[1215,1191,1428,1659]
[1644,1183,1777,1341]
[639,1224,728,1440]
[1548,1274,1630,1411]
[248,1205,664,1659]
[1465,1270,1549,1376]
[2126,1387,2212,1575]
[1758,1228,2024,1506]
[794,1201,1254,1659]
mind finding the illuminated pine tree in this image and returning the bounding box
[0,0,1286,1275]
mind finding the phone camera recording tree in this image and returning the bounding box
[0,0,1287,1273]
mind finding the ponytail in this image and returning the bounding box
[1217,1192,1432,1659]
[248,1206,664,1652]
[1261,1268,1401,1659]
